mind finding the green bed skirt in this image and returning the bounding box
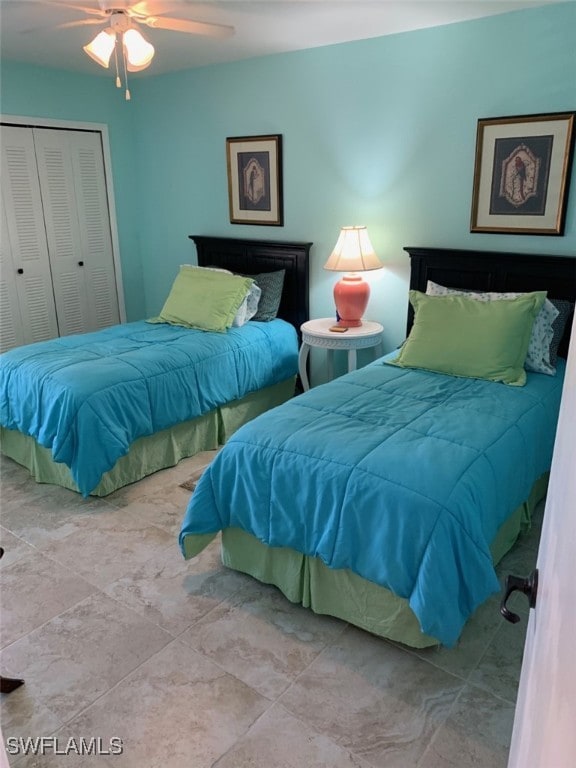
[219,473,548,648]
[0,377,295,496]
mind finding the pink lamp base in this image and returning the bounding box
[334,274,370,327]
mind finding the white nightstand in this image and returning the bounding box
[298,318,384,391]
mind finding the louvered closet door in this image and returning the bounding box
[68,131,120,329]
[0,197,25,352]
[33,128,119,336]
[0,125,59,352]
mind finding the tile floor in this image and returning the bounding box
[0,451,541,768]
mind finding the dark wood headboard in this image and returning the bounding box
[190,236,311,336]
[404,246,576,359]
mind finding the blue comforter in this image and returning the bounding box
[0,319,297,496]
[179,356,564,646]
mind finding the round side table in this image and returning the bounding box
[298,318,384,391]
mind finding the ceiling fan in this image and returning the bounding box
[40,1,235,98]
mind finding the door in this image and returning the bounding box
[33,127,120,336]
[0,125,59,353]
[0,196,25,351]
[507,312,576,767]
[67,130,120,330]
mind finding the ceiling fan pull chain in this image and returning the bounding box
[122,45,131,101]
[114,38,121,89]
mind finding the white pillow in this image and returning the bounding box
[231,281,261,326]
[426,281,559,375]
[182,265,261,327]
[239,281,262,325]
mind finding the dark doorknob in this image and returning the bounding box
[78,261,84,266]
[500,568,538,624]
[17,268,24,274]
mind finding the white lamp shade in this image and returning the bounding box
[83,29,116,69]
[324,226,382,272]
[123,28,155,72]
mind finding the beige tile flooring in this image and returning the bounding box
[0,452,541,768]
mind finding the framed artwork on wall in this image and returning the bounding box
[470,112,575,235]
[226,134,283,226]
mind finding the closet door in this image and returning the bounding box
[33,128,120,336]
[0,198,25,352]
[68,131,120,329]
[0,125,59,353]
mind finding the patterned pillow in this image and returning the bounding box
[426,281,558,375]
[549,299,574,365]
[251,270,286,322]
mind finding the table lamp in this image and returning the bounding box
[324,226,383,327]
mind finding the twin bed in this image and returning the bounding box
[0,236,311,496]
[1,237,574,649]
[179,244,575,649]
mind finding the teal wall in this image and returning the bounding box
[132,2,575,363]
[1,3,575,376]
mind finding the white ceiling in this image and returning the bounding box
[0,0,568,77]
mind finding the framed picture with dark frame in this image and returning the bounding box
[226,134,283,226]
[470,112,575,235]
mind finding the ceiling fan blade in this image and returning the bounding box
[20,16,106,34]
[129,1,193,16]
[35,1,107,16]
[55,18,108,29]
[139,16,234,38]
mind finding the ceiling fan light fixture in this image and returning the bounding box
[122,28,155,72]
[83,29,116,69]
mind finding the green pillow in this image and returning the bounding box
[154,266,254,332]
[390,290,547,386]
